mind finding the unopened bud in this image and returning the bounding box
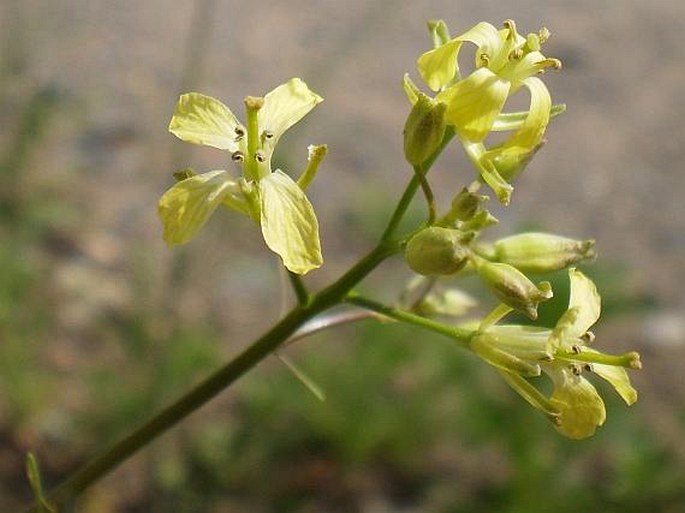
[405,227,468,276]
[450,188,488,222]
[474,258,553,319]
[403,93,447,166]
[494,232,596,273]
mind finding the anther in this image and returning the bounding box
[570,364,583,376]
[255,152,266,163]
[571,344,582,355]
[231,151,245,162]
[581,331,595,344]
[479,53,490,66]
[509,48,523,61]
[584,364,594,373]
[262,130,274,140]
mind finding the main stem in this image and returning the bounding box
[25,130,455,513]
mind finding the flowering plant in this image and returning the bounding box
[24,19,640,512]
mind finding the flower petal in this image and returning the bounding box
[158,170,237,245]
[259,78,323,147]
[549,370,606,439]
[169,93,243,151]
[482,77,551,181]
[259,170,323,274]
[417,39,462,92]
[567,268,601,338]
[438,67,510,142]
[587,353,638,405]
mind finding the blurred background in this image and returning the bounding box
[1,0,684,511]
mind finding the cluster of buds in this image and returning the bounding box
[404,19,564,204]
[401,20,639,438]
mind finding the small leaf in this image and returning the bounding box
[259,170,323,274]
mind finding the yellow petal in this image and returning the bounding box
[567,268,601,338]
[588,353,639,405]
[550,372,606,439]
[168,93,243,151]
[158,170,237,245]
[417,39,462,91]
[439,67,510,142]
[259,170,323,274]
[259,78,323,147]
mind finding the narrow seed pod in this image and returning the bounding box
[405,227,468,276]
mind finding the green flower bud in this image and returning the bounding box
[450,187,488,222]
[403,93,447,166]
[405,227,468,276]
[494,232,596,273]
[474,258,553,319]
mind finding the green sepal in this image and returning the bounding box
[259,170,323,275]
[471,333,542,377]
[403,92,447,165]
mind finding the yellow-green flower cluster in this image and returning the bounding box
[158,78,326,274]
[406,20,563,204]
[470,269,641,439]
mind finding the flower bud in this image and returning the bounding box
[405,227,468,276]
[450,187,488,222]
[474,258,553,319]
[403,93,447,166]
[494,232,596,273]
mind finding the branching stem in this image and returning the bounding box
[23,124,457,513]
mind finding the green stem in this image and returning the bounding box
[24,119,455,513]
[288,271,310,306]
[26,240,398,513]
[414,163,436,225]
[346,293,473,347]
[381,128,454,241]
